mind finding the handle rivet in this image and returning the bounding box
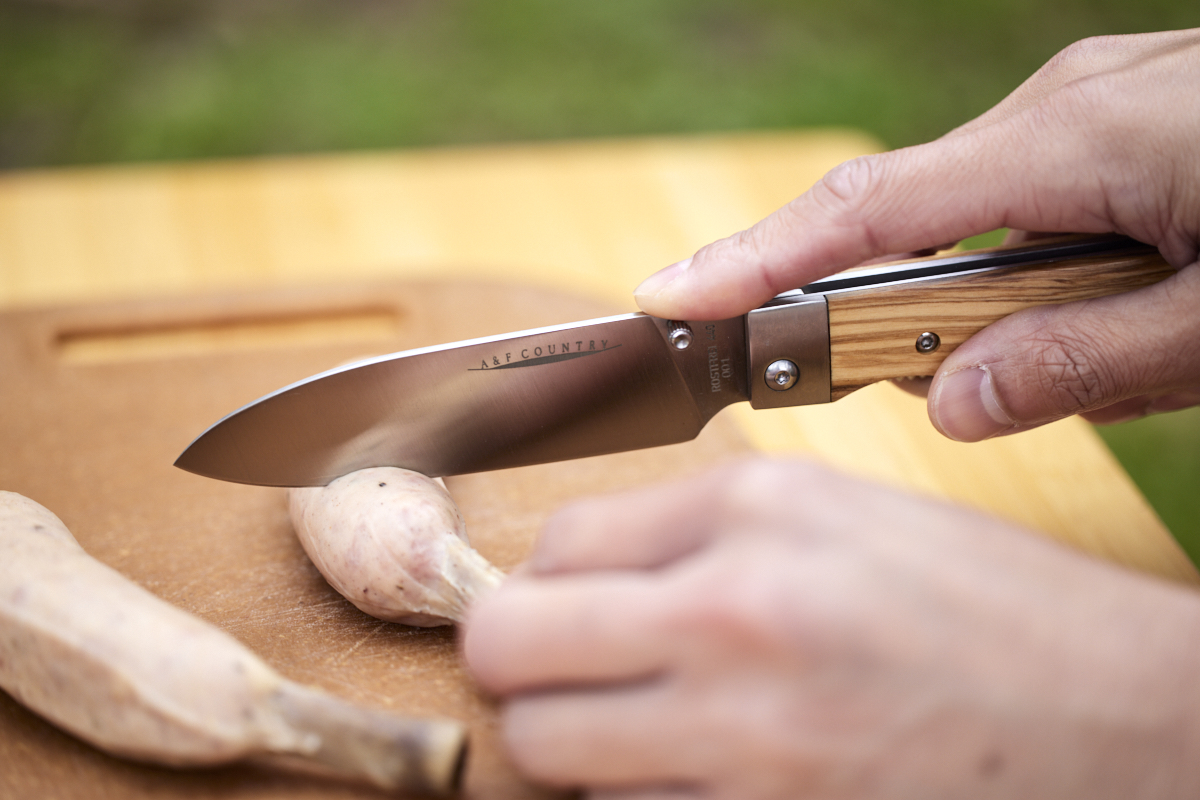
[915,332,941,353]
[764,359,799,391]
[667,321,693,350]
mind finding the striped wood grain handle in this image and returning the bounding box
[826,249,1177,399]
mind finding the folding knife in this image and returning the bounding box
[175,235,1173,486]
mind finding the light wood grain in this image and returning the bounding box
[827,249,1178,398]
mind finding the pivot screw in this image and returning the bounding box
[667,320,693,350]
[915,332,941,353]
[764,359,799,391]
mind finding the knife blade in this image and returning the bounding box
[175,235,1175,486]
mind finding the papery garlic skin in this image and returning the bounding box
[288,467,503,626]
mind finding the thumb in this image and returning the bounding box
[927,262,1200,442]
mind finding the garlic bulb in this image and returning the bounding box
[288,467,504,626]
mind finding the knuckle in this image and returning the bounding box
[817,154,877,202]
[1023,35,1160,147]
[1053,35,1107,63]
[714,458,820,521]
[805,152,903,257]
[809,154,883,224]
[668,536,867,661]
[670,553,782,649]
[665,460,842,644]
[1040,34,1127,81]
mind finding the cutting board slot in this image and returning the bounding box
[55,306,404,364]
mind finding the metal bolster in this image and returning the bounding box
[747,295,830,409]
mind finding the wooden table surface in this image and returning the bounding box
[1,129,1194,586]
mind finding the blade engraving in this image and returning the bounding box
[469,342,621,370]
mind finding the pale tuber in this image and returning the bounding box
[288,467,504,627]
[0,491,466,795]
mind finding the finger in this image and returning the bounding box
[634,113,1117,320]
[530,459,829,574]
[462,573,675,694]
[927,263,1200,441]
[502,681,701,791]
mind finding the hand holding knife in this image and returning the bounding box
[176,28,1200,800]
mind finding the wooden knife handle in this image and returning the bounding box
[826,246,1177,399]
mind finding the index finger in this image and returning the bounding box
[633,120,1098,320]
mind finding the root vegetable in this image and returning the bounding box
[288,467,504,627]
[0,491,466,795]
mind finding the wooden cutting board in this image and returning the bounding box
[0,280,754,799]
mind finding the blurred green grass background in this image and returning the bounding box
[2,0,1198,561]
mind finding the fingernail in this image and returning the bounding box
[634,257,691,301]
[930,367,1014,442]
